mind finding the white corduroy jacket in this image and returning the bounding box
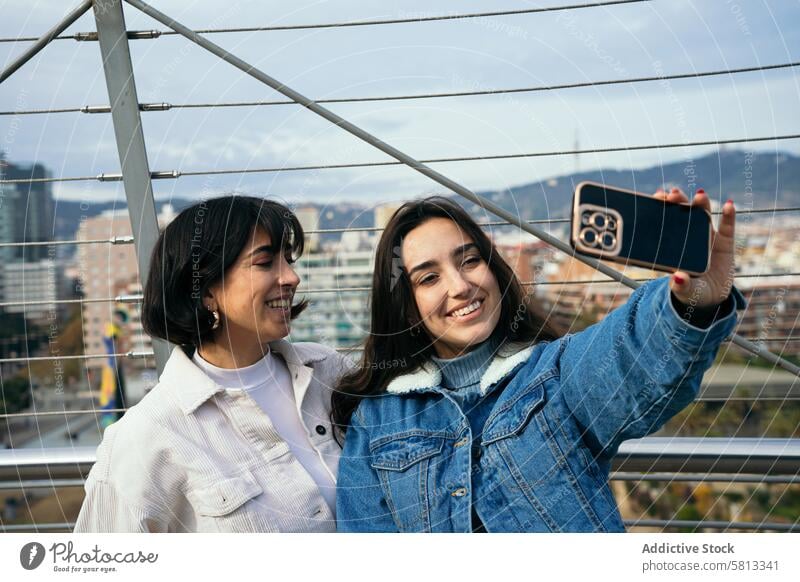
[74,341,349,532]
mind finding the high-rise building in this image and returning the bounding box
[0,159,60,380]
[1,260,62,322]
[77,209,140,359]
[77,205,175,365]
[291,244,374,349]
[294,206,320,252]
[0,159,54,262]
[0,159,57,319]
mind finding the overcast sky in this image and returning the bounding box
[1,0,798,207]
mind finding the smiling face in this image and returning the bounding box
[402,217,502,359]
[204,226,300,364]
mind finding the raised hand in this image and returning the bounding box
[652,187,736,309]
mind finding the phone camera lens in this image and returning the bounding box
[590,212,607,230]
[579,227,599,247]
[600,232,616,250]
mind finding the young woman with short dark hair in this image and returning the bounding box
[76,196,347,532]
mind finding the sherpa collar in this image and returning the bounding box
[385,341,536,396]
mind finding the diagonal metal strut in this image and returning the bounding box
[124,0,800,377]
[0,0,92,83]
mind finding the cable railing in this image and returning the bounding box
[0,236,133,248]
[1,0,797,374]
[4,133,800,185]
[12,438,800,478]
[1,0,798,535]
[624,520,798,533]
[3,520,795,533]
[0,0,650,44]
[0,409,127,420]
[304,205,800,234]
[0,479,85,491]
[3,377,799,423]
[1,524,76,533]
[0,294,142,309]
[1,271,800,309]
[0,204,797,251]
[0,351,154,365]
[26,344,800,367]
[1,438,797,532]
[3,327,800,367]
[4,61,798,117]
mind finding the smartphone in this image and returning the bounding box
[570,181,712,276]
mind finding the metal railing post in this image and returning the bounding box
[94,0,170,374]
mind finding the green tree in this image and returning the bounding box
[1,376,32,415]
[1,376,32,447]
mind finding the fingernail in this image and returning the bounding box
[696,188,705,194]
[673,275,685,285]
[726,198,733,205]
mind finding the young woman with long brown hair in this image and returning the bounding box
[333,191,744,532]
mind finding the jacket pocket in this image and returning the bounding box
[369,433,445,472]
[187,471,263,519]
[481,375,549,445]
[480,373,611,531]
[368,433,445,531]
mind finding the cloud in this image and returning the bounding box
[2,0,798,204]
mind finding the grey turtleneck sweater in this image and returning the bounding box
[431,334,504,432]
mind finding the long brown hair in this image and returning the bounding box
[331,197,563,441]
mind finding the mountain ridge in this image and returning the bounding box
[53,149,800,241]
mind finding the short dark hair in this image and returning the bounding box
[142,195,308,348]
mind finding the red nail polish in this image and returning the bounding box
[673,275,685,285]
[726,199,733,205]
[696,188,705,194]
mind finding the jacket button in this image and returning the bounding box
[453,437,469,448]
[451,487,468,497]
[315,425,327,435]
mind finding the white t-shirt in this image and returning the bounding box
[192,349,337,513]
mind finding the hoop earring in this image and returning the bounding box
[210,309,221,330]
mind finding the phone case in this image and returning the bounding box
[570,181,712,276]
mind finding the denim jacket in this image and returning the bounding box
[336,277,747,532]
